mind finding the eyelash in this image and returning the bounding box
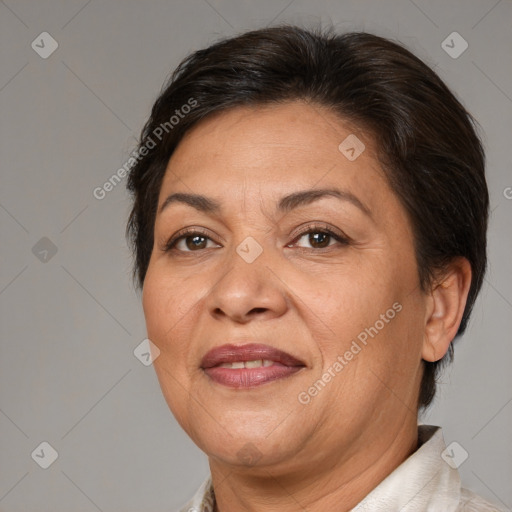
[162,224,350,254]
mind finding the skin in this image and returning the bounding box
[142,100,472,511]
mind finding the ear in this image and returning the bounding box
[422,257,472,362]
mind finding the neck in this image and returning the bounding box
[210,419,419,512]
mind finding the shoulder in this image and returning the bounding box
[458,487,508,511]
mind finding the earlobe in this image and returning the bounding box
[422,258,472,362]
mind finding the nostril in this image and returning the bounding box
[250,308,267,314]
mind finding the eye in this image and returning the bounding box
[163,228,220,253]
[162,224,350,254]
[289,225,349,250]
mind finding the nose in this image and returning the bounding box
[205,240,289,324]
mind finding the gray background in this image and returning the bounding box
[1,0,511,510]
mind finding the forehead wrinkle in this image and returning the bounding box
[237,179,279,234]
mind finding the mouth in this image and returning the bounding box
[200,343,306,388]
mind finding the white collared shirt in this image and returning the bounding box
[178,425,506,511]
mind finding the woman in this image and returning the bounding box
[126,25,503,511]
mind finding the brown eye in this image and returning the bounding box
[163,229,219,253]
[292,227,349,250]
[306,232,332,248]
[183,235,208,251]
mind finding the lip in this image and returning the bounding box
[201,343,306,388]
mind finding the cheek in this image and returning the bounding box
[142,268,198,427]
[314,270,393,342]
[316,295,424,427]
[142,262,214,386]
[142,271,167,340]
[314,252,423,371]
[142,267,188,357]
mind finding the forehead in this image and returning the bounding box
[158,101,388,212]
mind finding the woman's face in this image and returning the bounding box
[142,101,427,474]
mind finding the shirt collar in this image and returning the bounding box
[352,424,461,511]
[180,424,461,512]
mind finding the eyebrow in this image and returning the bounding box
[158,187,372,218]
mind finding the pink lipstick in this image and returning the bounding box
[201,343,305,388]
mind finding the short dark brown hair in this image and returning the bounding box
[126,25,488,410]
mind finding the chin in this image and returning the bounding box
[192,417,300,466]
